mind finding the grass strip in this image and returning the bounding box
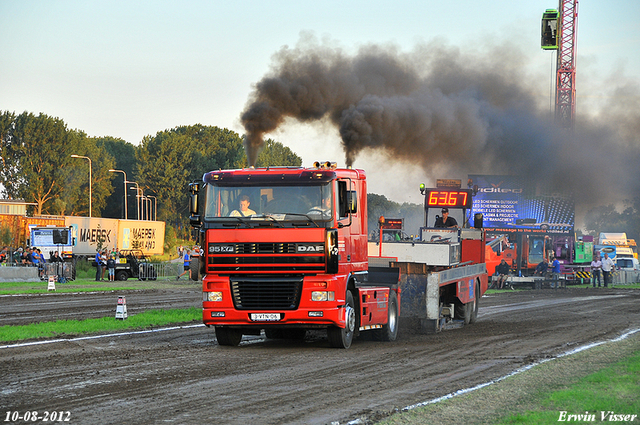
[377,333,640,425]
[0,287,136,295]
[0,307,201,342]
[498,350,640,424]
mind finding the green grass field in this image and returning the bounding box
[0,307,201,342]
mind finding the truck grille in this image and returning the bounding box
[231,277,302,310]
[207,242,325,274]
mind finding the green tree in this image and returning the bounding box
[98,137,136,219]
[255,139,302,167]
[367,193,423,237]
[0,111,115,216]
[135,125,246,235]
[584,198,640,243]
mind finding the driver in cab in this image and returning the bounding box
[434,208,458,228]
[230,195,256,217]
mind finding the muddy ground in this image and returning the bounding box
[1,287,639,424]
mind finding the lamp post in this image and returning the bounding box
[129,182,140,219]
[108,169,128,220]
[147,195,157,221]
[71,154,92,217]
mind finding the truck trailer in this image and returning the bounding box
[189,163,488,348]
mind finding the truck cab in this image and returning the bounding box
[189,163,399,348]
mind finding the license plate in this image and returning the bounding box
[250,313,281,321]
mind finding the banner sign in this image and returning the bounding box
[467,175,574,235]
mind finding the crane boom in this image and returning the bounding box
[555,0,579,130]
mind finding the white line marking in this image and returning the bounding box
[398,327,640,412]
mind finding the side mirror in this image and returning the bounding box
[346,190,357,214]
[189,182,201,226]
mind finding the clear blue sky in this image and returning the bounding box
[1,0,638,203]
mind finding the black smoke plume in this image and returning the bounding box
[241,37,640,207]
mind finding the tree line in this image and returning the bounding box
[0,111,301,239]
[1,110,637,244]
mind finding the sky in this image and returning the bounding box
[2,0,639,207]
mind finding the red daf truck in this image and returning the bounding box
[189,163,488,348]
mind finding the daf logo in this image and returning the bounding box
[210,244,234,253]
[297,245,324,253]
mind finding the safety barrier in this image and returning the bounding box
[613,270,640,285]
[137,262,185,280]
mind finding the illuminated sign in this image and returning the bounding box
[425,189,472,209]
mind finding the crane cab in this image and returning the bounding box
[541,9,559,50]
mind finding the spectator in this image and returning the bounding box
[95,250,103,281]
[177,249,191,280]
[101,251,108,280]
[590,256,602,288]
[550,256,561,288]
[495,258,511,289]
[107,255,116,281]
[601,253,615,288]
[534,260,548,276]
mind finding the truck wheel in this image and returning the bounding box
[328,290,356,349]
[469,280,480,324]
[375,291,399,341]
[215,326,242,346]
[115,271,129,281]
[190,258,200,281]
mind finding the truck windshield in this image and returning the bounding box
[203,183,333,226]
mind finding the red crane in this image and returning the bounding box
[541,1,579,130]
[555,0,579,130]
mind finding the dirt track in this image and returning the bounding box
[2,287,640,425]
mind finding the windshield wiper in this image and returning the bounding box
[251,214,284,227]
[282,213,321,227]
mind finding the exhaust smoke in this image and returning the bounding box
[240,36,640,207]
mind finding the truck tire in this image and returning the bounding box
[115,271,129,281]
[328,290,356,349]
[375,291,399,341]
[190,257,200,281]
[469,280,480,324]
[215,326,242,346]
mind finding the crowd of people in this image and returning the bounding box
[0,245,64,267]
[0,245,66,279]
[493,251,618,289]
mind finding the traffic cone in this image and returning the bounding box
[115,296,128,319]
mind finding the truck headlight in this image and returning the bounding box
[311,291,334,301]
[203,291,223,302]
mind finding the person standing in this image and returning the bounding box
[550,256,561,288]
[590,256,602,287]
[601,253,615,288]
[177,249,191,280]
[95,250,102,281]
[107,255,116,281]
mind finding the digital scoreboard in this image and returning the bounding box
[425,189,473,209]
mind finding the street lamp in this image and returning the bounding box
[128,182,140,219]
[71,154,92,217]
[147,195,157,221]
[108,169,128,220]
